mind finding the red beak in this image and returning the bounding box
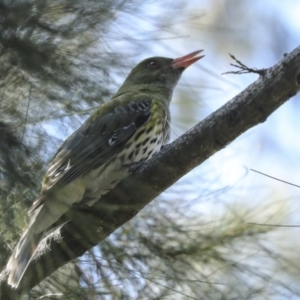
[172,50,204,69]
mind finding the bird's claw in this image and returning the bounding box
[123,161,145,172]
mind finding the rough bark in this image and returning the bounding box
[1,45,300,299]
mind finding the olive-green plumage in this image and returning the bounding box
[7,50,204,288]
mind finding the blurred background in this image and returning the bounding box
[1,0,300,299]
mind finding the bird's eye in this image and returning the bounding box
[148,61,157,68]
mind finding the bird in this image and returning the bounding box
[6,50,204,288]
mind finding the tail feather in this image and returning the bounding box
[7,229,42,288]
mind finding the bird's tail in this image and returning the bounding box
[7,229,42,288]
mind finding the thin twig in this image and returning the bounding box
[222,54,267,76]
[250,169,300,189]
[248,223,300,228]
[20,83,32,145]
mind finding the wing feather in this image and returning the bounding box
[34,98,151,210]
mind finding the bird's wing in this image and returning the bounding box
[28,98,151,214]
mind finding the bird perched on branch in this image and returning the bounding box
[7,50,204,288]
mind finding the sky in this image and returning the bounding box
[109,0,300,222]
[109,1,300,298]
[100,0,300,248]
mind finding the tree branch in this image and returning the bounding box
[1,45,300,298]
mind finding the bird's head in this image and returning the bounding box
[118,50,204,94]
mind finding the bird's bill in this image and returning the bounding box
[172,50,204,69]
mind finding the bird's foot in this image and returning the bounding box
[123,161,145,172]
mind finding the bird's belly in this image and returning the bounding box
[123,127,164,164]
[83,126,165,205]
